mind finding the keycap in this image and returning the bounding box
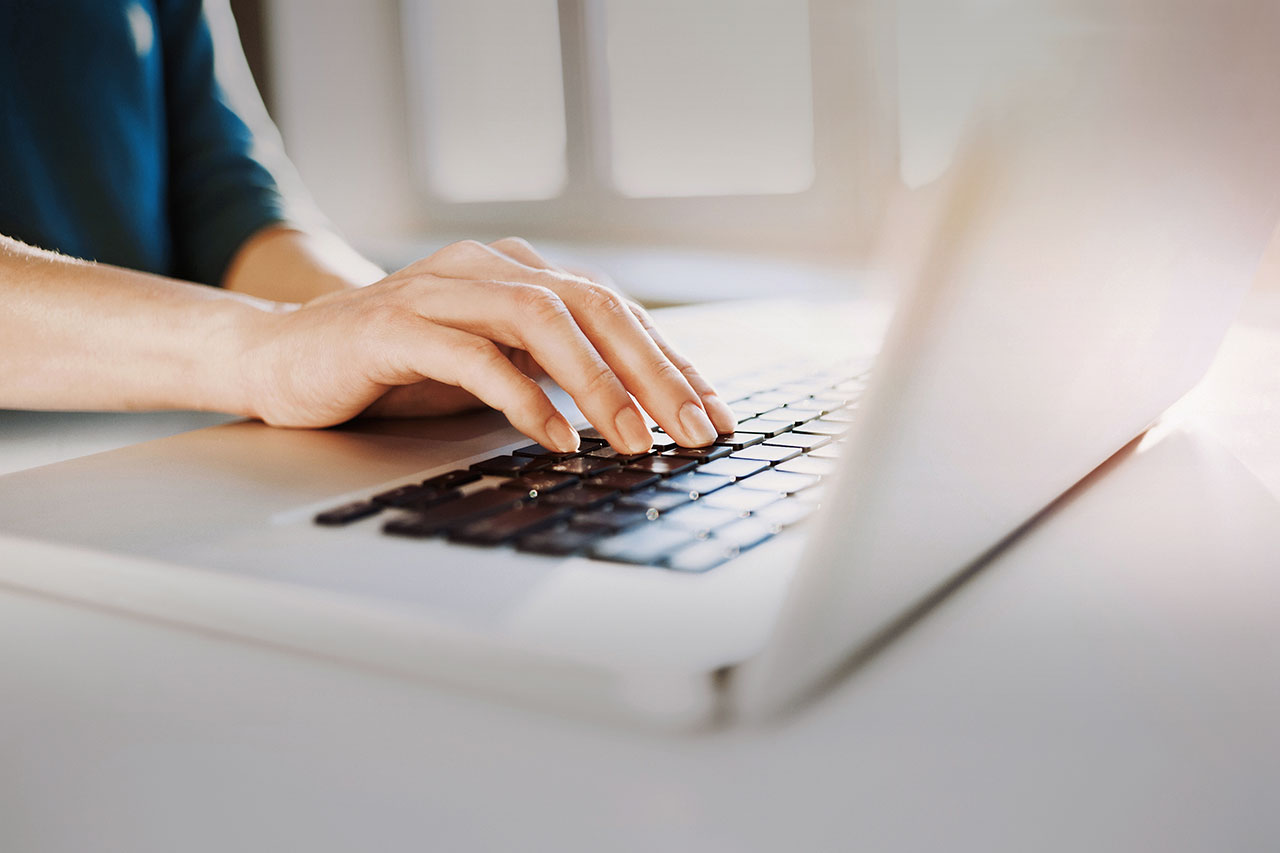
[809,444,844,459]
[547,456,620,477]
[616,488,694,515]
[314,501,381,526]
[383,489,527,538]
[664,444,733,462]
[778,406,823,423]
[732,444,802,464]
[624,456,697,477]
[660,504,742,538]
[585,447,653,463]
[421,469,482,490]
[776,455,836,476]
[711,518,775,551]
[820,406,857,423]
[658,472,734,499]
[648,434,678,452]
[512,443,582,460]
[733,418,793,438]
[498,472,580,499]
[698,457,770,481]
[577,428,609,444]
[470,455,545,477]
[753,500,816,531]
[449,503,573,545]
[590,527,696,565]
[665,540,737,573]
[371,483,443,508]
[571,506,656,532]
[735,470,820,496]
[516,525,606,556]
[793,419,849,436]
[712,432,765,451]
[541,484,621,510]
[809,393,856,412]
[587,470,661,493]
[699,486,780,514]
[764,433,830,451]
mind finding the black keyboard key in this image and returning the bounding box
[372,483,438,508]
[470,455,546,477]
[498,472,580,499]
[732,444,802,464]
[712,432,765,450]
[449,503,573,545]
[733,418,793,438]
[571,506,655,532]
[658,471,734,499]
[649,435,677,452]
[421,469,482,490]
[585,447,653,463]
[590,526,697,565]
[512,443,582,460]
[314,501,382,526]
[516,525,606,556]
[383,489,527,538]
[577,427,609,445]
[615,488,694,515]
[664,444,732,462]
[764,433,830,451]
[547,456,620,477]
[665,540,737,573]
[587,469,661,493]
[624,455,697,477]
[698,457,770,481]
[541,484,620,510]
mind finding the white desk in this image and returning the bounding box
[2,293,1279,853]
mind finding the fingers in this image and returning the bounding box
[487,238,735,434]
[400,280,654,454]
[625,301,737,434]
[429,239,722,446]
[389,324,580,453]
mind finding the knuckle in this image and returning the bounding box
[575,281,625,316]
[580,361,619,397]
[438,239,487,264]
[514,284,570,325]
[493,236,535,254]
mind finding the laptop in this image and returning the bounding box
[1,0,1277,727]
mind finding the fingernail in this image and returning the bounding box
[614,407,653,454]
[545,414,580,454]
[679,400,719,447]
[702,393,737,434]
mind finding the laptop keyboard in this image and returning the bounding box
[314,361,869,573]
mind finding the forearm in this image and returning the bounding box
[221,225,385,302]
[0,235,284,415]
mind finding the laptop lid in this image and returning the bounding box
[734,0,1280,718]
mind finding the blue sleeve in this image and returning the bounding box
[156,0,288,286]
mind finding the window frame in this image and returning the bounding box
[399,0,898,257]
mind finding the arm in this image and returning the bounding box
[0,234,737,452]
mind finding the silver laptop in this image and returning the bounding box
[1,0,1277,727]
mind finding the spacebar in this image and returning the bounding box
[383,489,527,538]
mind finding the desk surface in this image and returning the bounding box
[2,291,1279,853]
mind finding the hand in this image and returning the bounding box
[240,238,738,452]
